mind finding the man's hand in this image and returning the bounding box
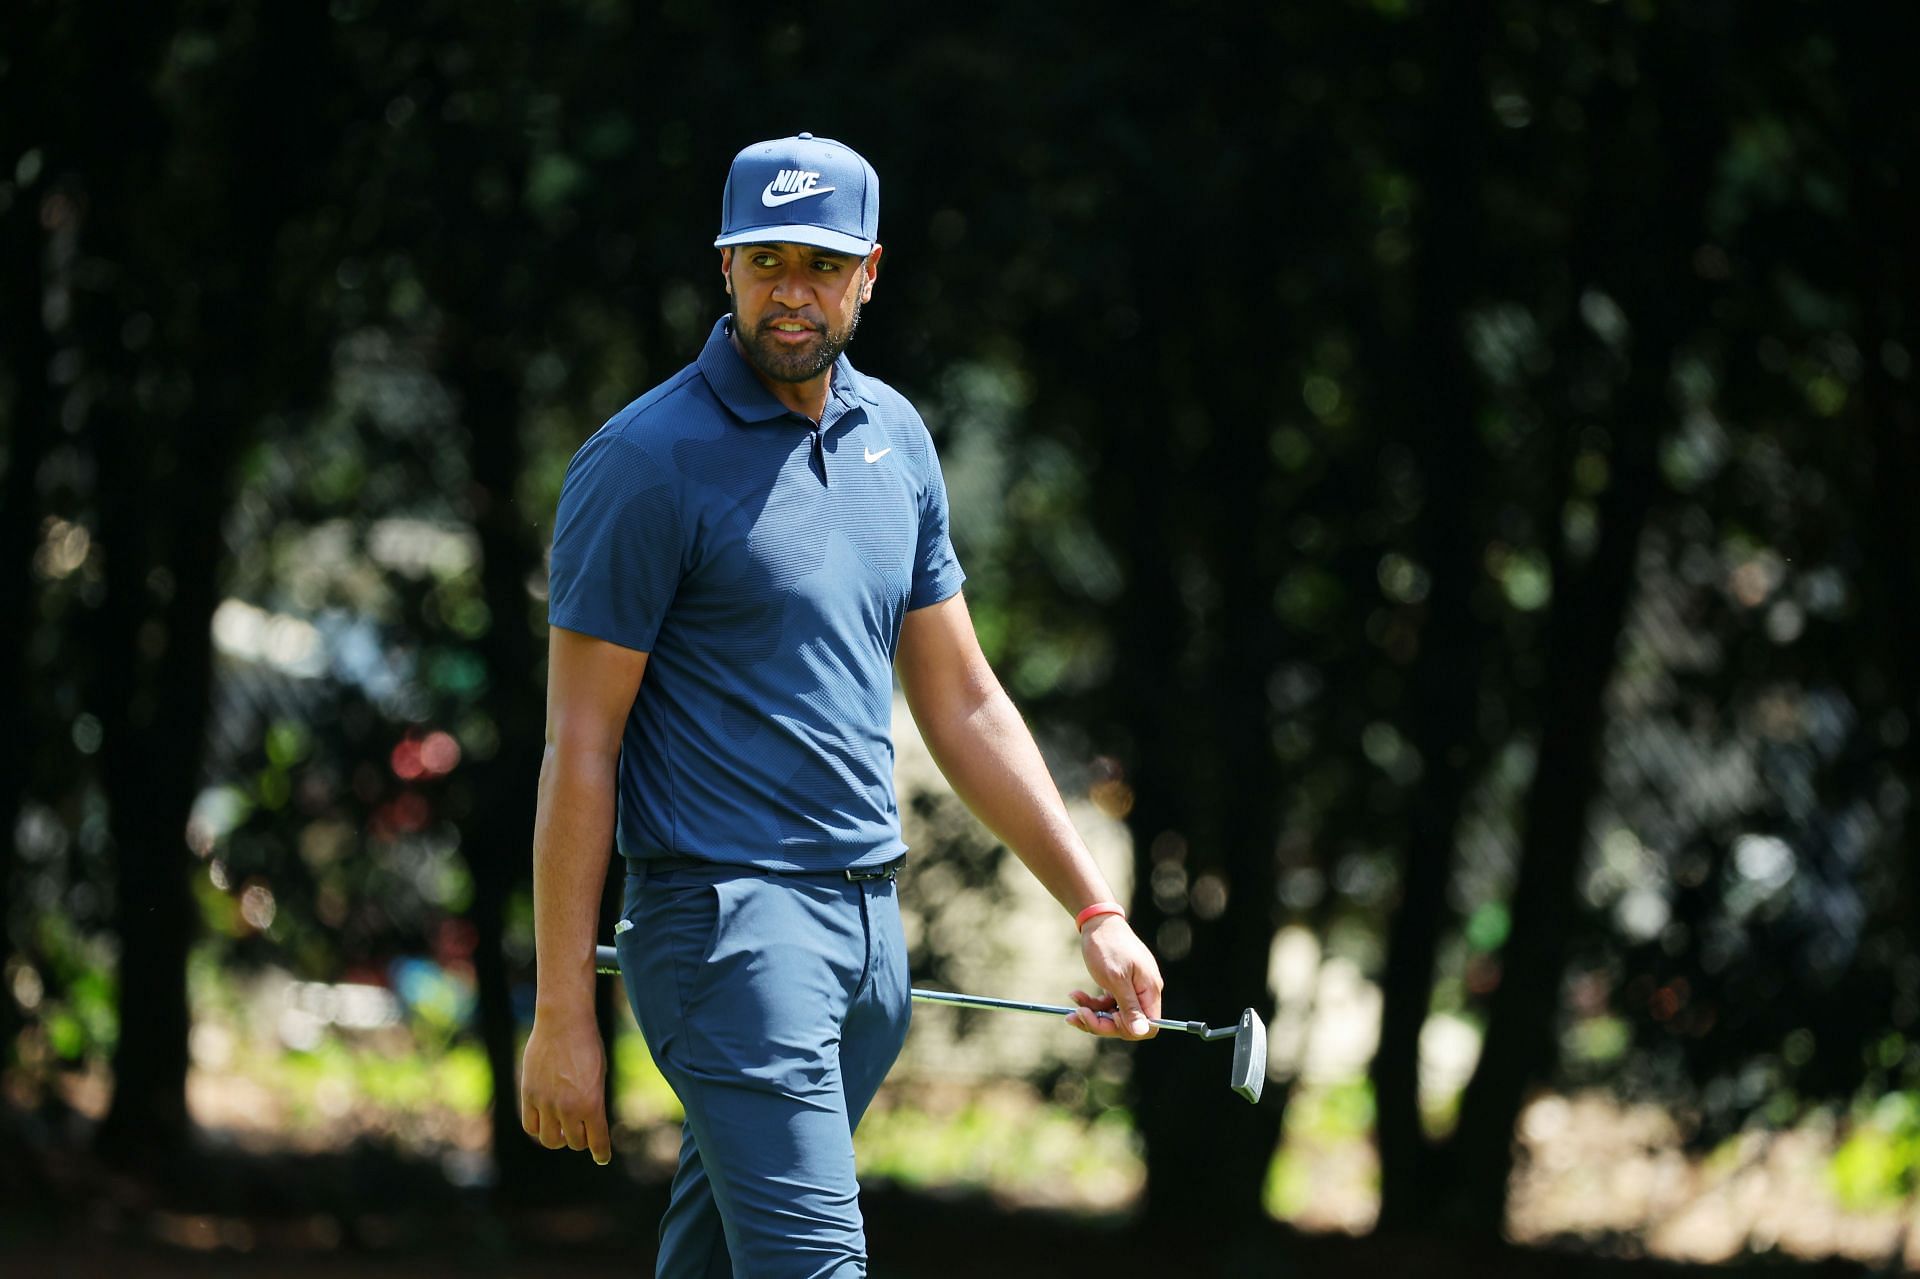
[1066,915,1164,1040]
[519,1007,612,1165]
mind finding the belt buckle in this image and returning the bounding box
[843,860,900,883]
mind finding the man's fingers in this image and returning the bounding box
[1135,952,1166,1021]
[1064,1001,1130,1037]
[1067,974,1169,1038]
[1113,982,1152,1039]
[1065,988,1122,1036]
[524,1098,610,1160]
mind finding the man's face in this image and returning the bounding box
[722,242,881,384]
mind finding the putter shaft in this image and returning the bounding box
[595,947,1226,1040]
[909,988,1212,1037]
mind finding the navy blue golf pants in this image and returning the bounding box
[616,861,911,1279]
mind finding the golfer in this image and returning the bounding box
[520,132,1163,1277]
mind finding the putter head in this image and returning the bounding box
[1229,1009,1267,1104]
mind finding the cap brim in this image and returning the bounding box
[714,224,875,256]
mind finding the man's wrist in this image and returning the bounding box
[1075,901,1126,931]
[532,978,598,1022]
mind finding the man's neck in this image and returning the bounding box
[729,329,832,424]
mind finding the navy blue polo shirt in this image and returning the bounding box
[547,316,966,870]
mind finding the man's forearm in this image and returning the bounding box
[915,681,1118,919]
[530,743,619,1016]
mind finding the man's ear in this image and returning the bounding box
[860,244,883,303]
[719,247,734,295]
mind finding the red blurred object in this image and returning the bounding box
[391,729,461,781]
[390,737,425,780]
[372,791,432,836]
[435,916,478,961]
[419,731,462,776]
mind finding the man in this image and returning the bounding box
[519,132,1163,1278]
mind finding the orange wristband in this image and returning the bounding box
[1075,901,1126,931]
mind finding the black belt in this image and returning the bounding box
[633,853,905,883]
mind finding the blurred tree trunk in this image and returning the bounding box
[444,328,548,1197]
[1368,0,1495,1234]
[64,1,190,1161]
[93,0,339,1162]
[1089,242,1263,1230]
[1104,389,1212,1220]
[1128,391,1287,1235]
[405,6,602,1201]
[92,355,228,1163]
[0,33,58,1065]
[1442,9,1725,1239]
[1112,62,1289,1232]
[1187,384,1288,1218]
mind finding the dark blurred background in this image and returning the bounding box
[4,1,1919,1275]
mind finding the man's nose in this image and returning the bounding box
[769,267,813,308]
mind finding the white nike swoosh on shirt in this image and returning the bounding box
[864,447,891,464]
[761,183,837,208]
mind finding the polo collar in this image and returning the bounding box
[697,316,877,425]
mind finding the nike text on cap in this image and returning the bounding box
[714,132,880,257]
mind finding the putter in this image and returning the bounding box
[594,945,1266,1104]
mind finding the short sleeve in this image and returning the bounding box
[547,430,683,651]
[908,434,967,610]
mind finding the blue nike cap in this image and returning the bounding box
[715,132,880,257]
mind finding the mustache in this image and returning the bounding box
[759,310,824,330]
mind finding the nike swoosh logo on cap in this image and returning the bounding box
[761,180,836,208]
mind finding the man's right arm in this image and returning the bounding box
[518,625,649,1166]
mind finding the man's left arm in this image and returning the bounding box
[896,591,1164,1039]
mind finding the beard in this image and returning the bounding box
[730,293,864,384]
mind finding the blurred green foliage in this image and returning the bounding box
[856,1097,1141,1205]
[612,1025,681,1128]
[1830,1092,1920,1210]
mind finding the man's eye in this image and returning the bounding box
[752,255,778,268]
[813,260,840,273]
